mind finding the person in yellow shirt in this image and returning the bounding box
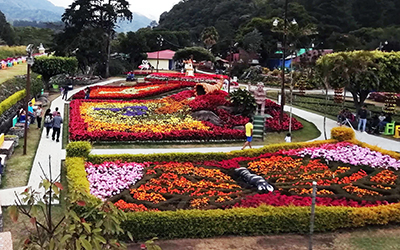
[242,118,253,150]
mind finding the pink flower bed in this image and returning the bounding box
[85,161,146,200]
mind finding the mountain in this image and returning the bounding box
[116,13,154,33]
[0,0,154,32]
[0,0,64,22]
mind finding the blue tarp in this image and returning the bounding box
[267,58,292,70]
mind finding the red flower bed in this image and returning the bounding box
[145,73,228,84]
[69,99,245,142]
[188,90,230,111]
[264,99,303,131]
[234,192,389,208]
[72,82,195,100]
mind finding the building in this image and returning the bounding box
[146,49,175,70]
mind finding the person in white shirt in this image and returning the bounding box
[285,133,291,143]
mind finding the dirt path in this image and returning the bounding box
[128,234,336,250]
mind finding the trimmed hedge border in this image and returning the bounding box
[0,89,26,116]
[66,133,400,241]
[86,139,337,164]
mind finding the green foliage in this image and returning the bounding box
[120,205,356,241]
[31,56,78,88]
[145,237,162,250]
[0,11,15,45]
[60,0,133,77]
[8,159,130,249]
[331,127,355,141]
[200,26,219,49]
[66,141,92,158]
[13,27,55,48]
[0,45,26,60]
[66,157,90,194]
[229,88,257,116]
[0,89,26,116]
[173,47,215,62]
[315,50,400,110]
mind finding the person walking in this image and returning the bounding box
[357,105,369,132]
[52,107,59,117]
[35,105,43,129]
[62,86,69,100]
[51,112,63,142]
[242,118,253,150]
[43,109,53,138]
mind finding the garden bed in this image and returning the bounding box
[66,132,400,240]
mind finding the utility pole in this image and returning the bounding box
[23,44,34,155]
[279,0,289,129]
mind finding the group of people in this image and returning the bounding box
[19,103,43,128]
[43,107,63,142]
[338,105,393,134]
[19,105,63,142]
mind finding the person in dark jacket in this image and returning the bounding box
[52,112,63,142]
[357,105,369,132]
[43,109,53,138]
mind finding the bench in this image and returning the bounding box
[0,134,14,159]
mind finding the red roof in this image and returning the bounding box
[147,50,175,60]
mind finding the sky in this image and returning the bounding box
[47,0,180,20]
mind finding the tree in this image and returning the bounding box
[61,0,132,78]
[0,10,15,45]
[31,56,78,89]
[173,47,215,62]
[316,50,400,112]
[242,29,263,53]
[200,26,219,50]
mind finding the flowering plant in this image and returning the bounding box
[85,161,146,200]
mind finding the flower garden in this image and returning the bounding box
[65,73,400,240]
[66,130,400,240]
[69,73,303,142]
[83,141,400,212]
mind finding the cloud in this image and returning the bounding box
[47,0,179,20]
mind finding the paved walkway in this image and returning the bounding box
[1,79,400,206]
[0,78,121,206]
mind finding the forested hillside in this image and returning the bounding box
[158,0,400,52]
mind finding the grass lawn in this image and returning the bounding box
[0,126,41,188]
[2,162,68,249]
[91,114,320,149]
[0,64,27,84]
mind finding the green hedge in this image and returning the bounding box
[0,89,26,116]
[87,140,337,164]
[121,205,355,240]
[66,141,92,158]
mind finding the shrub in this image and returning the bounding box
[331,127,355,141]
[120,205,354,241]
[65,157,90,194]
[66,141,92,158]
[0,46,26,60]
[0,89,26,116]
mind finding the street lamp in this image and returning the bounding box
[378,41,388,51]
[156,35,164,72]
[23,44,35,155]
[273,0,290,130]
